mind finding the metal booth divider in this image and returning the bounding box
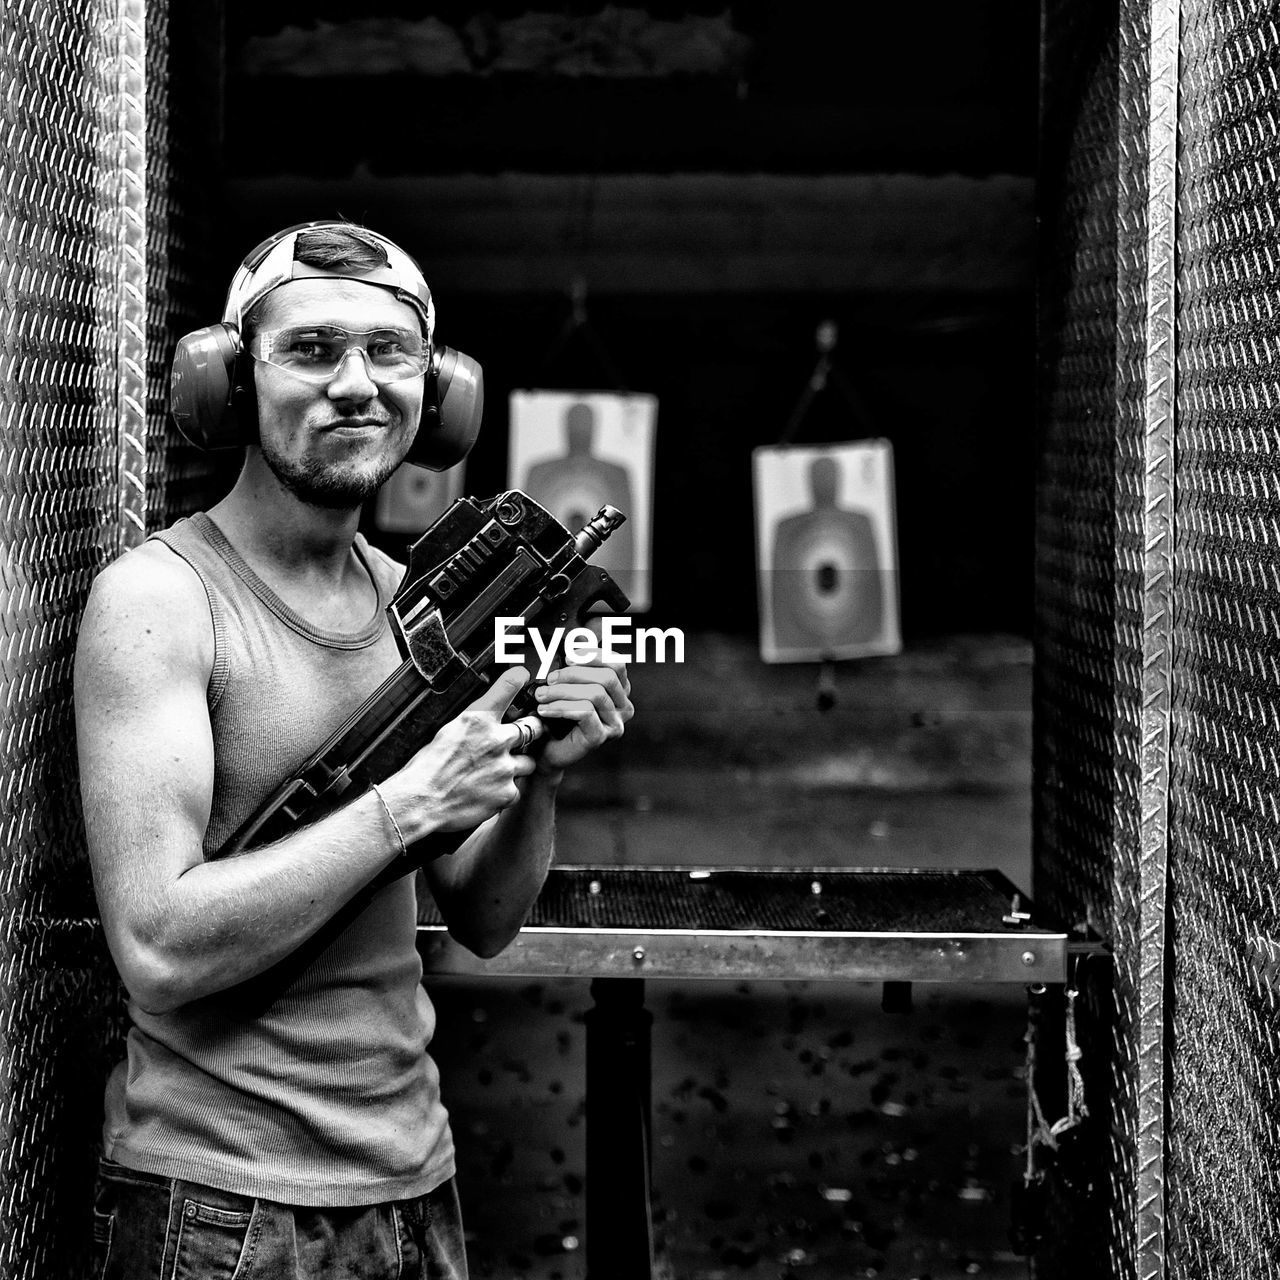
[1040,0,1280,1277]
[1167,3,1280,1274]
[0,3,223,1276]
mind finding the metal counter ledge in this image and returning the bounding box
[415,865,1067,984]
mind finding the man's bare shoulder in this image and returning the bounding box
[76,540,214,683]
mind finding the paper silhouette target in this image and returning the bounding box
[374,462,466,534]
[754,442,901,663]
[509,390,656,610]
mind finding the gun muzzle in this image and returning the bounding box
[574,504,626,556]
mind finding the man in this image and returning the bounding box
[74,222,632,1278]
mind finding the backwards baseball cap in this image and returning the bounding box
[223,221,437,342]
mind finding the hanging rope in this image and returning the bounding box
[777,320,878,447]
[538,274,630,391]
[1024,985,1089,1156]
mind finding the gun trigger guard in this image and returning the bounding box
[577,567,631,618]
[396,605,463,688]
[541,567,632,630]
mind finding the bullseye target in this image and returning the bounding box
[754,441,900,663]
[509,390,656,610]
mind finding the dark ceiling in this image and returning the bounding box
[213,3,1042,637]
[224,2,1040,178]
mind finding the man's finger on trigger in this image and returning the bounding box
[508,715,545,753]
[471,666,530,716]
[544,698,611,744]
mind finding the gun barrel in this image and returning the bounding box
[574,504,626,556]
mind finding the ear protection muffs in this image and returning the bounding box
[169,221,483,472]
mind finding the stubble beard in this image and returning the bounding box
[259,427,407,510]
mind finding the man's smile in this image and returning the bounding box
[321,416,391,434]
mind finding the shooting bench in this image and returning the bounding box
[417,864,1068,1278]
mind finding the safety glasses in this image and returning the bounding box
[249,324,429,386]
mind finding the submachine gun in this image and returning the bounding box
[216,490,629,861]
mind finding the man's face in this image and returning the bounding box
[250,278,425,509]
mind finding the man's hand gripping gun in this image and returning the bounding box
[215,490,629,861]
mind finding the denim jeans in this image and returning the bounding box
[92,1159,468,1280]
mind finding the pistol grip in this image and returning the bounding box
[506,681,575,741]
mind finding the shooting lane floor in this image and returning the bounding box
[428,634,1033,1279]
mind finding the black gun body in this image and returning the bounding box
[216,491,628,859]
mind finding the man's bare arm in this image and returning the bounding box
[414,657,634,957]
[75,545,537,1013]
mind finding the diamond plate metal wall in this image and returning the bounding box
[1040,0,1280,1275]
[1035,1,1126,1273]
[1037,0,1177,1275]
[1167,2,1280,1274]
[1117,2,1178,1276]
[0,4,132,1277]
[0,4,223,1278]
[1036,0,1122,958]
